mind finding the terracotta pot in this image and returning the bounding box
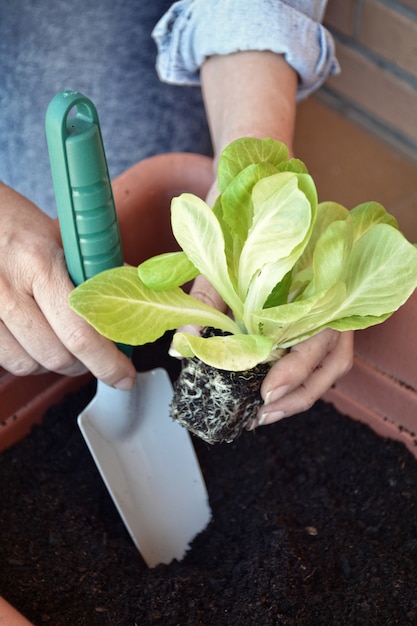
[113,152,214,266]
[0,153,214,455]
[0,597,34,626]
[324,291,417,457]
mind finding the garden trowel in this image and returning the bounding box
[45,91,211,567]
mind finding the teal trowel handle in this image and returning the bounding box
[46,90,123,285]
[45,91,131,356]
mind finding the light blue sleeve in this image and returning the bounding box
[152,0,339,101]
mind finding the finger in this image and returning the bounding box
[58,318,137,389]
[0,262,83,376]
[188,274,228,312]
[1,282,134,387]
[260,329,344,403]
[32,266,137,388]
[254,330,354,427]
[171,274,229,359]
[0,319,48,376]
[1,248,136,387]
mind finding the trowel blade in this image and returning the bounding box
[78,368,211,567]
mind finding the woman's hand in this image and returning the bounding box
[188,274,354,428]
[0,183,136,388]
[252,329,354,428]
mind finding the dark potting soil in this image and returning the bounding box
[1,337,417,626]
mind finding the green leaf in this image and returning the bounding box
[292,200,400,301]
[220,162,279,254]
[349,201,399,239]
[252,283,346,347]
[241,172,317,315]
[263,269,293,308]
[332,223,417,318]
[138,251,199,290]
[69,266,240,344]
[291,201,348,283]
[171,193,243,319]
[256,222,417,348]
[277,157,308,174]
[217,137,290,192]
[173,331,275,371]
[327,312,392,332]
[303,217,354,298]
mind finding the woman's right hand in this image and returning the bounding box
[0,183,136,389]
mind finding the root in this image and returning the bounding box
[170,328,271,444]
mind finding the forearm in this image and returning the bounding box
[201,50,298,167]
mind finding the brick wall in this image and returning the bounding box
[323,0,417,161]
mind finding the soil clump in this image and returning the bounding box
[171,328,270,444]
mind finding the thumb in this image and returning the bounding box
[169,275,228,359]
[188,274,227,313]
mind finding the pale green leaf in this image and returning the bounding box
[303,218,354,298]
[349,201,399,239]
[332,223,417,318]
[327,312,392,331]
[69,266,240,344]
[252,283,346,347]
[292,200,348,281]
[292,200,399,301]
[220,161,279,252]
[277,157,308,174]
[217,137,290,192]
[170,193,243,318]
[276,312,393,347]
[173,331,275,371]
[254,222,417,347]
[138,251,199,290]
[240,173,316,313]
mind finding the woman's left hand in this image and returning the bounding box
[186,274,354,429]
[251,328,354,428]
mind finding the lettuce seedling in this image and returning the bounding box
[69,138,417,442]
[70,137,417,367]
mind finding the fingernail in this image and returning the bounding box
[168,345,183,359]
[177,324,201,336]
[114,376,136,390]
[265,385,291,405]
[257,409,286,426]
